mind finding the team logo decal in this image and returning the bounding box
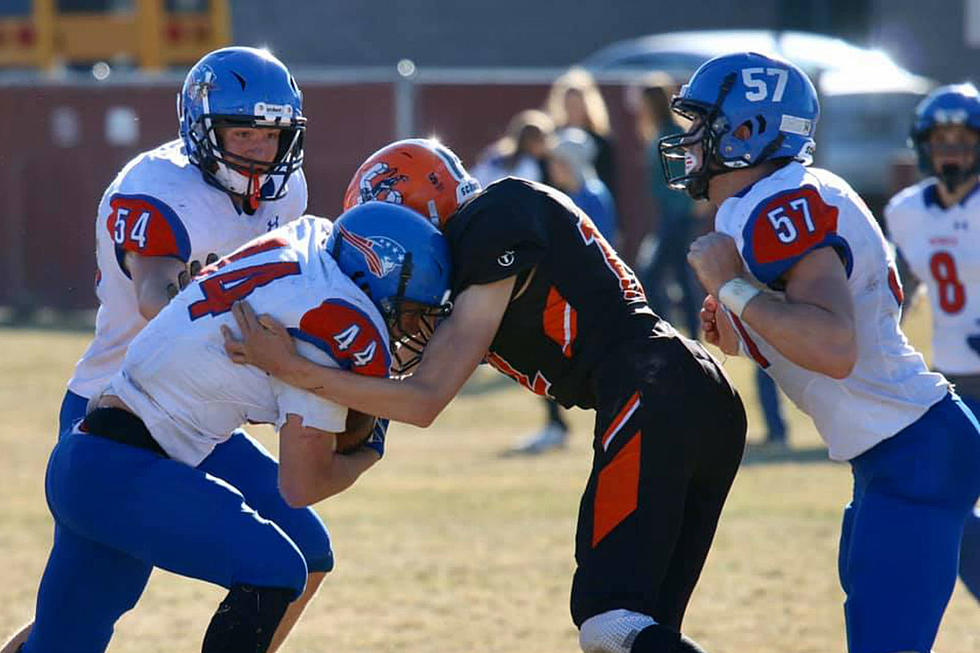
[934,108,969,124]
[339,225,406,278]
[187,66,216,100]
[497,250,515,267]
[357,162,409,205]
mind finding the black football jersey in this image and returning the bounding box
[444,177,669,409]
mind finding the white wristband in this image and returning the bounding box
[718,277,761,318]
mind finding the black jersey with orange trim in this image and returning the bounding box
[444,177,668,409]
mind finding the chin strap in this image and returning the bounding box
[246,173,263,213]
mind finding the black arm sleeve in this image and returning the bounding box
[445,179,549,294]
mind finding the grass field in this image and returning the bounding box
[1,302,977,652]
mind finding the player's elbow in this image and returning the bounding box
[136,298,161,322]
[135,289,167,321]
[389,388,444,427]
[405,406,437,428]
[407,396,446,427]
[823,355,856,379]
[821,331,857,379]
[279,469,331,508]
[279,481,317,508]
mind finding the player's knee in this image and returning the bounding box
[273,547,309,596]
[579,609,656,653]
[294,514,334,573]
[202,584,294,653]
[235,535,308,595]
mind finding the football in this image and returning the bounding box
[335,409,377,453]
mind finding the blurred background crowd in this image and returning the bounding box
[2,0,978,449]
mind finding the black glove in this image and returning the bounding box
[166,252,219,299]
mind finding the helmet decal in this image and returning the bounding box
[344,139,481,228]
[356,162,410,206]
[338,225,407,278]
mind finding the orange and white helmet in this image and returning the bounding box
[344,138,481,228]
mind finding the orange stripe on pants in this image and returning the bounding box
[592,431,641,547]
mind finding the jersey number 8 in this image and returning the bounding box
[929,251,966,314]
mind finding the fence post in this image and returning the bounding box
[394,58,417,139]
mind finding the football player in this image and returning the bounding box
[885,82,980,603]
[673,53,980,652]
[224,138,748,653]
[21,204,451,653]
[2,46,321,653]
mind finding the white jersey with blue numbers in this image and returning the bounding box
[106,217,392,467]
[715,162,948,461]
[68,139,308,399]
[885,180,980,375]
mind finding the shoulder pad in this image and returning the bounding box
[295,298,390,377]
[741,185,853,286]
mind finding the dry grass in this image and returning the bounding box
[1,300,977,652]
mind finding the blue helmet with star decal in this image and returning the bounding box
[328,202,452,367]
[178,46,305,208]
[660,51,819,199]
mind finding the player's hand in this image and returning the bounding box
[222,300,298,377]
[166,253,219,300]
[687,232,744,297]
[700,294,721,347]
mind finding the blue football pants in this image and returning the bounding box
[24,391,333,653]
[838,393,980,653]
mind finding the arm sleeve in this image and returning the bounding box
[293,298,391,378]
[448,183,549,293]
[106,193,191,260]
[739,186,854,288]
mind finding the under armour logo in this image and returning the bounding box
[267,216,280,231]
[497,250,515,267]
[954,220,969,231]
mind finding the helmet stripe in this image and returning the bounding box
[339,225,384,276]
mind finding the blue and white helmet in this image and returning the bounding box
[178,46,305,207]
[328,202,453,372]
[910,83,980,187]
[659,52,819,199]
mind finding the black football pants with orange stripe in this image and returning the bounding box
[570,335,746,631]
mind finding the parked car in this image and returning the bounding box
[582,30,934,199]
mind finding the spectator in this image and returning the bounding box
[548,128,617,242]
[546,68,616,199]
[471,109,555,187]
[636,79,701,338]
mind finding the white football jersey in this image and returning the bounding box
[106,217,391,466]
[715,162,948,461]
[68,140,308,399]
[885,180,980,375]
